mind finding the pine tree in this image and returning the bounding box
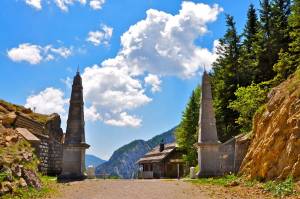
[243,4,259,52]
[239,4,260,85]
[271,0,290,47]
[255,0,276,82]
[211,15,241,141]
[274,0,299,79]
[254,0,291,82]
[175,86,201,166]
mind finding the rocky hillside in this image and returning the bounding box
[0,99,61,196]
[240,71,300,181]
[96,128,176,179]
[0,123,42,196]
[0,100,49,125]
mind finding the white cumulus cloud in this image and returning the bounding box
[23,0,105,12]
[25,87,68,115]
[81,65,151,127]
[144,74,161,93]
[89,0,105,10]
[54,0,87,12]
[48,46,72,58]
[86,24,113,46]
[105,112,142,127]
[7,43,42,65]
[25,0,42,10]
[23,2,223,128]
[85,105,102,122]
[101,1,223,78]
[7,43,72,65]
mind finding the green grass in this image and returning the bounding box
[185,174,239,186]
[2,176,59,199]
[263,176,296,198]
[186,174,299,198]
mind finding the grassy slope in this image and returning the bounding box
[0,99,49,124]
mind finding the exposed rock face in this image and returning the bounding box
[96,128,175,179]
[0,99,64,176]
[240,73,300,181]
[22,168,42,189]
[0,125,42,196]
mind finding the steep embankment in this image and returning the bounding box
[96,128,176,178]
[240,71,300,181]
[0,100,46,196]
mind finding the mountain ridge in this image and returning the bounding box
[95,127,176,178]
[85,154,106,168]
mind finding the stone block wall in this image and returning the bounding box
[47,139,63,175]
[13,113,63,176]
[234,135,251,173]
[219,138,235,174]
[36,135,49,174]
[219,134,251,175]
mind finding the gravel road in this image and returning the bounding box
[51,179,210,199]
[49,179,279,199]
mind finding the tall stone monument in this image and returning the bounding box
[196,71,221,177]
[59,71,89,180]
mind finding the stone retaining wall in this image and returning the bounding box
[13,113,63,176]
[219,134,251,175]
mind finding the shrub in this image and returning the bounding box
[263,176,295,197]
[229,83,268,133]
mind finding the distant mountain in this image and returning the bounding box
[85,154,106,168]
[95,127,176,179]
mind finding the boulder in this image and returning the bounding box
[0,181,13,195]
[1,112,17,128]
[0,105,9,115]
[18,178,27,187]
[11,164,23,177]
[22,168,42,189]
[5,134,18,143]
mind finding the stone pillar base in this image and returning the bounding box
[58,143,89,181]
[196,142,221,178]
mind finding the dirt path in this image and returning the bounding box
[50,179,210,199]
[49,179,275,199]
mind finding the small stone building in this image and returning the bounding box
[137,142,185,179]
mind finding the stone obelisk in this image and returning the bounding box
[59,70,89,180]
[196,70,221,177]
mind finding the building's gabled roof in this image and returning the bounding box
[137,143,177,164]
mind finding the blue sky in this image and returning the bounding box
[0,0,259,160]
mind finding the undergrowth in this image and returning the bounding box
[186,174,298,198]
[186,174,238,186]
[263,176,296,198]
[2,176,58,199]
